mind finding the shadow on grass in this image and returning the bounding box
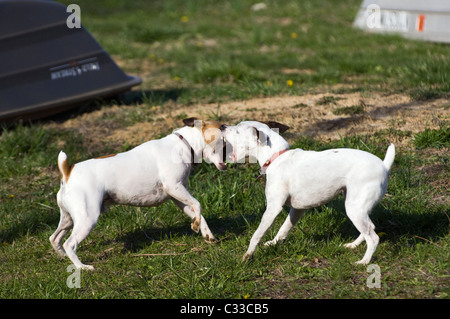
[1,197,446,268]
[314,199,449,249]
[264,197,448,253]
[0,208,60,243]
[302,99,438,137]
[48,88,186,122]
[0,88,186,129]
[109,197,449,256]
[115,210,264,253]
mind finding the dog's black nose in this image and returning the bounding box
[220,124,227,131]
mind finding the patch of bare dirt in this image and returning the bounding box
[45,90,448,151]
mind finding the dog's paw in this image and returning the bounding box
[54,247,67,258]
[264,239,277,247]
[242,253,253,262]
[77,264,95,271]
[203,234,218,244]
[191,217,200,233]
[354,259,370,265]
[343,243,358,249]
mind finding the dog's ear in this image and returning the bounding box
[183,117,198,127]
[263,121,290,134]
[253,127,270,145]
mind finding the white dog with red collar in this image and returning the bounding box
[50,118,227,270]
[224,121,395,265]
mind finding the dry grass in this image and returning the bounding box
[45,89,449,150]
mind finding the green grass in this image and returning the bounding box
[332,104,365,116]
[56,0,449,104]
[0,124,448,299]
[0,0,449,299]
[413,123,449,149]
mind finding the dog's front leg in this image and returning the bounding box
[173,199,217,243]
[243,203,284,261]
[264,208,305,247]
[166,182,203,233]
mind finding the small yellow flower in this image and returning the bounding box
[266,81,272,86]
[149,54,156,61]
[286,79,294,87]
[157,58,164,64]
[290,32,298,39]
[181,15,189,23]
[244,294,250,299]
[174,76,180,82]
[151,106,157,110]
[378,232,387,237]
[9,194,14,198]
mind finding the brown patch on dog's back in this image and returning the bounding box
[95,153,117,159]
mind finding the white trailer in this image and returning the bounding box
[353,0,450,43]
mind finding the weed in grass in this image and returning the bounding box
[332,104,365,116]
[203,103,233,122]
[292,103,308,109]
[410,85,445,101]
[317,96,343,105]
[413,123,449,149]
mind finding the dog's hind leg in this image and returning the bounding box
[351,216,378,265]
[344,186,381,265]
[62,206,100,271]
[49,207,73,257]
[264,208,305,247]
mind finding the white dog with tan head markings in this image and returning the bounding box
[51,118,227,270]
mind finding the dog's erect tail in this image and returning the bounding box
[58,151,73,183]
[383,143,395,171]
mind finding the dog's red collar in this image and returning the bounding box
[260,149,289,174]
